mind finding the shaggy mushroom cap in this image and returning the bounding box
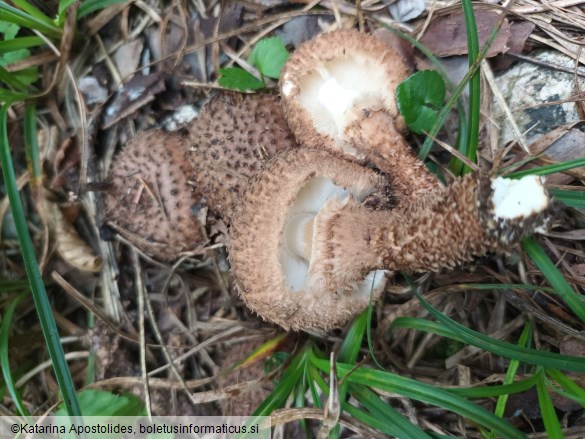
[280,29,438,200]
[104,91,296,261]
[104,130,202,261]
[229,149,558,332]
[229,149,393,332]
[186,91,297,219]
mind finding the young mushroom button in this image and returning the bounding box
[279,29,439,201]
[229,149,559,332]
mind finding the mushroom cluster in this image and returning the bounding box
[104,29,558,332]
[104,92,295,261]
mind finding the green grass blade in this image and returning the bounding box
[449,0,480,175]
[252,345,309,416]
[342,403,400,437]
[9,0,55,27]
[0,36,44,53]
[0,4,61,39]
[391,314,585,371]
[24,103,42,188]
[549,189,585,208]
[0,102,81,418]
[522,237,585,323]
[508,157,585,178]
[488,322,532,439]
[448,374,539,399]
[0,65,29,92]
[0,293,30,417]
[310,357,526,439]
[418,10,506,160]
[350,384,434,438]
[535,369,563,438]
[546,368,585,408]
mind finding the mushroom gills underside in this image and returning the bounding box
[296,55,394,154]
[280,175,386,296]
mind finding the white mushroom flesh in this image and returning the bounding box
[297,55,394,154]
[280,176,385,294]
[491,175,549,220]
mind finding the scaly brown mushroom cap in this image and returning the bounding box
[104,91,296,261]
[229,149,558,332]
[186,91,297,219]
[279,29,438,200]
[104,130,202,261]
[229,149,393,332]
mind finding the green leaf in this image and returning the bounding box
[396,70,446,135]
[0,21,20,40]
[218,67,265,92]
[248,36,289,79]
[55,389,146,416]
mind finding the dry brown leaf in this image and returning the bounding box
[420,10,533,59]
[47,199,102,272]
[420,10,511,57]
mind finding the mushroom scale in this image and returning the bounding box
[279,29,439,201]
[104,130,202,261]
[228,148,393,332]
[229,149,559,332]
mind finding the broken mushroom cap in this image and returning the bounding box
[229,149,393,332]
[104,130,202,261]
[186,91,297,219]
[229,149,559,332]
[279,29,438,200]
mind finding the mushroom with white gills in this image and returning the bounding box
[229,149,559,332]
[280,29,439,202]
[229,149,394,333]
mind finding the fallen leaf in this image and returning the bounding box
[420,10,512,58]
[47,199,102,272]
[113,39,143,80]
[102,72,165,129]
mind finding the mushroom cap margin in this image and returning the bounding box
[279,29,410,158]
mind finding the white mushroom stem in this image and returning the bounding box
[307,173,557,294]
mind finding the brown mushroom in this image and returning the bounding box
[229,149,393,332]
[104,91,296,261]
[104,130,201,261]
[228,149,558,332]
[186,91,296,219]
[279,29,439,201]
